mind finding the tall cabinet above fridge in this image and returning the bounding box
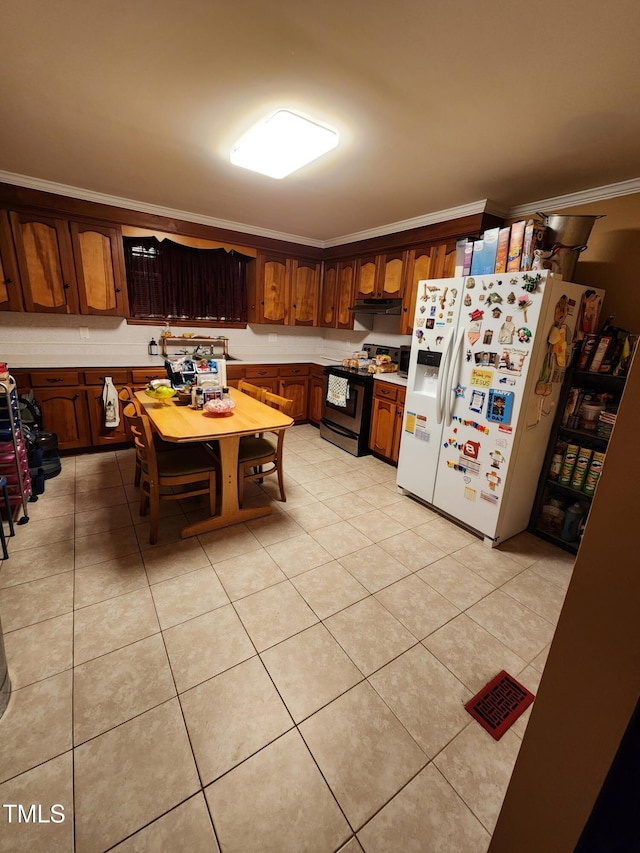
[396,270,604,546]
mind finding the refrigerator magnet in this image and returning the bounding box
[468,320,482,345]
[516,327,532,343]
[464,293,472,307]
[469,389,486,413]
[485,471,501,491]
[462,439,481,459]
[492,306,503,319]
[454,384,466,398]
[466,277,476,288]
[486,389,514,424]
[489,449,505,468]
[521,273,542,293]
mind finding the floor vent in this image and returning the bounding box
[465,670,535,740]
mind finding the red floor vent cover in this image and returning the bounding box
[465,670,535,740]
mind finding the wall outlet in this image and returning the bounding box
[268,333,277,342]
[79,326,90,339]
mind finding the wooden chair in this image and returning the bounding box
[237,380,266,401]
[119,387,181,485]
[237,392,293,506]
[123,403,218,544]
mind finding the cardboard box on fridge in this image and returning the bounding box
[494,226,511,273]
[506,220,525,271]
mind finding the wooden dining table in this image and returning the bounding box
[135,387,294,537]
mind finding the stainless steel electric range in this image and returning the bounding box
[320,343,401,456]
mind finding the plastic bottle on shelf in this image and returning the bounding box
[560,502,584,542]
[549,440,566,480]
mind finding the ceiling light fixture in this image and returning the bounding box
[230,110,339,179]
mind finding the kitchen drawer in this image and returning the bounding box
[130,368,168,385]
[30,370,82,387]
[279,364,309,377]
[225,364,245,381]
[84,369,130,386]
[9,370,30,390]
[246,365,278,379]
[373,382,400,402]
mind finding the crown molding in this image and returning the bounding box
[1,170,639,250]
[507,178,640,219]
[322,200,491,248]
[0,170,326,249]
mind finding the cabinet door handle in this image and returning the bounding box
[63,283,71,289]
[46,377,63,383]
[73,394,80,401]
[115,288,121,293]
[4,278,12,284]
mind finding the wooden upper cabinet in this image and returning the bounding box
[354,250,409,300]
[400,242,458,335]
[251,251,321,326]
[401,244,436,334]
[320,259,355,329]
[290,258,320,326]
[355,254,378,298]
[8,212,128,316]
[379,250,408,298]
[320,261,338,327]
[70,222,128,316]
[10,212,79,313]
[0,211,23,311]
[260,254,288,324]
[336,259,356,328]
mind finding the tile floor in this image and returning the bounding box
[0,424,575,853]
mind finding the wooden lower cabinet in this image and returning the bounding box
[37,388,92,450]
[369,382,406,463]
[20,360,319,451]
[245,365,278,395]
[85,369,130,446]
[308,365,325,425]
[276,364,309,421]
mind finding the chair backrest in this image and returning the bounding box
[119,386,145,413]
[123,402,158,482]
[263,391,293,416]
[237,380,266,401]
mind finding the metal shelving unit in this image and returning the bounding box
[160,336,229,358]
[528,368,625,553]
[0,376,31,527]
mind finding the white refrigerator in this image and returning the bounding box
[396,271,604,545]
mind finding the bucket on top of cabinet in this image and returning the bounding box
[536,212,605,280]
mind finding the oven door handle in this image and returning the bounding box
[320,419,357,439]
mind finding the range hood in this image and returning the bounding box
[348,298,402,315]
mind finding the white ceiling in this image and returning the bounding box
[1,0,639,246]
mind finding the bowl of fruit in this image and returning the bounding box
[144,381,177,406]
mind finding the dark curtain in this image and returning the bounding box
[123,237,250,322]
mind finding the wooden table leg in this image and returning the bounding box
[180,434,272,537]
